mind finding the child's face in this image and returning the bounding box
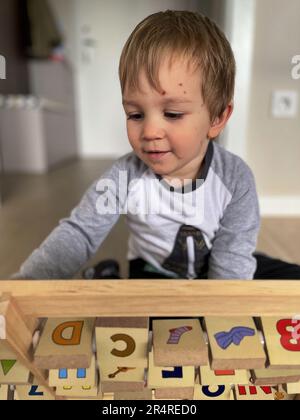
[123,57,218,181]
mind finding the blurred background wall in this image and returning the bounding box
[246,0,300,213]
[0,0,30,94]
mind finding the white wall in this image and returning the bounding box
[246,0,300,215]
[220,0,256,160]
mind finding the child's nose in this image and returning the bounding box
[142,118,165,141]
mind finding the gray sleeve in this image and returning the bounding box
[10,155,135,280]
[208,161,260,280]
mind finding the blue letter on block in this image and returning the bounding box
[77,368,86,379]
[162,367,183,379]
[29,386,44,396]
[59,368,68,379]
[202,385,225,397]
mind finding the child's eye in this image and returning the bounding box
[127,113,142,120]
[126,112,184,121]
[165,112,184,120]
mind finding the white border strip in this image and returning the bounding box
[259,196,300,217]
[223,0,256,159]
[0,315,6,340]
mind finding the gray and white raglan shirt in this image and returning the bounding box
[11,142,260,280]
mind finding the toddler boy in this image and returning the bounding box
[10,11,300,281]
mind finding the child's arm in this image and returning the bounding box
[10,157,131,280]
[208,160,260,280]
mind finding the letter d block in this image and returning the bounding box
[34,318,95,369]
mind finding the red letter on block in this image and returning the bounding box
[238,386,272,396]
[276,319,300,351]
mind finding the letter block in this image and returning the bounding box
[49,354,97,387]
[153,319,208,367]
[205,317,266,369]
[0,341,30,385]
[234,385,274,400]
[0,384,9,400]
[261,317,300,368]
[95,317,149,368]
[34,318,95,369]
[199,364,250,385]
[251,368,300,385]
[15,385,55,400]
[147,350,194,389]
[56,384,100,398]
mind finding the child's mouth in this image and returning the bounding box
[145,151,170,160]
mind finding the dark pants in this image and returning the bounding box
[129,253,300,279]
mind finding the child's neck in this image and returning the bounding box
[163,166,203,188]
[163,143,209,188]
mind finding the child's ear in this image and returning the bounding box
[208,103,234,139]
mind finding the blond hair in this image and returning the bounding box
[119,10,235,121]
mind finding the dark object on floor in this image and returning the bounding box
[254,252,300,279]
[82,259,121,279]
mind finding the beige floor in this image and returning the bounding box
[0,158,299,279]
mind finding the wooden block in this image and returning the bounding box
[102,392,114,400]
[234,385,274,400]
[261,317,300,368]
[0,384,9,400]
[251,368,300,385]
[285,381,300,394]
[95,317,149,368]
[56,384,99,398]
[67,394,103,400]
[199,365,250,385]
[0,340,30,385]
[100,362,145,383]
[65,384,103,400]
[153,319,208,367]
[101,381,145,393]
[34,318,94,369]
[100,362,146,392]
[115,389,153,400]
[49,354,97,387]
[155,387,194,400]
[0,359,30,385]
[205,317,266,369]
[15,384,55,400]
[148,350,194,389]
[96,318,148,329]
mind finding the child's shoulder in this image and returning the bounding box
[211,142,256,193]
